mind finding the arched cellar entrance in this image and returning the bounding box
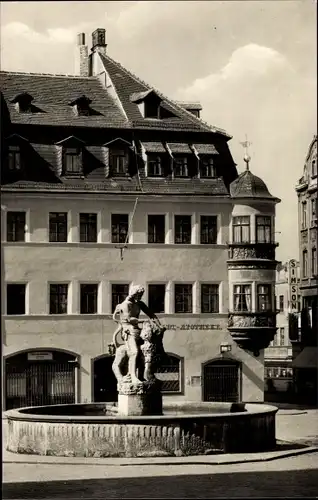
[203,358,241,402]
[5,350,78,410]
[93,355,118,403]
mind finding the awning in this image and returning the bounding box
[193,144,219,155]
[141,142,166,154]
[167,143,192,154]
[292,347,318,369]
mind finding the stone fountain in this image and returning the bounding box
[5,285,278,458]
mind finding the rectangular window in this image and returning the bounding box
[301,201,307,229]
[49,212,68,242]
[50,284,68,314]
[174,157,188,177]
[175,284,192,313]
[64,148,81,174]
[233,285,251,312]
[175,215,191,244]
[312,248,317,276]
[110,150,128,176]
[312,159,317,177]
[303,249,308,277]
[111,214,129,243]
[148,284,165,313]
[257,284,272,311]
[200,157,216,178]
[201,284,219,313]
[80,213,97,243]
[200,215,217,244]
[8,145,21,171]
[279,295,284,312]
[148,215,165,243]
[6,284,26,315]
[80,284,98,314]
[232,216,250,243]
[112,284,129,313]
[311,199,316,220]
[6,211,26,242]
[256,216,272,243]
[280,327,285,345]
[147,155,164,177]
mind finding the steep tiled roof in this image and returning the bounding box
[99,53,231,137]
[0,72,128,128]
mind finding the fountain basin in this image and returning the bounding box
[5,402,278,457]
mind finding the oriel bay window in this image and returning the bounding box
[232,216,250,243]
[147,154,164,177]
[148,215,165,243]
[201,284,219,313]
[63,148,82,174]
[200,215,217,244]
[110,149,128,176]
[174,156,188,177]
[8,145,21,171]
[148,284,165,313]
[175,215,192,244]
[50,284,68,314]
[200,157,216,178]
[257,285,272,312]
[175,284,192,313]
[80,213,97,243]
[80,284,98,314]
[112,284,129,313]
[256,216,272,243]
[233,285,251,312]
[7,211,26,242]
[111,214,129,243]
[49,212,68,242]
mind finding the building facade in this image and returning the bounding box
[264,261,299,398]
[1,29,280,410]
[292,135,318,404]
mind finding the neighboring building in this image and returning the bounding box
[293,135,318,404]
[264,261,300,399]
[1,29,280,410]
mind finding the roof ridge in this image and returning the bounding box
[0,70,96,79]
[101,53,231,138]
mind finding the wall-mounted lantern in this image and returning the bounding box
[220,342,232,354]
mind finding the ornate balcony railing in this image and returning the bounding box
[228,311,277,355]
[227,242,278,261]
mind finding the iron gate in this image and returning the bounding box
[203,360,240,402]
[5,353,76,410]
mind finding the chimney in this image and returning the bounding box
[76,33,89,77]
[91,28,107,57]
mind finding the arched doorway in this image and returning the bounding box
[203,358,241,402]
[93,355,118,403]
[5,350,78,410]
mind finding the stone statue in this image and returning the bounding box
[111,285,166,388]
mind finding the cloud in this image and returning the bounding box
[178,44,293,99]
[1,22,76,44]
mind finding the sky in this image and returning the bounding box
[0,1,317,262]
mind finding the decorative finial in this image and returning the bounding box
[240,134,252,171]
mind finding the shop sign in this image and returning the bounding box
[288,259,300,312]
[27,352,53,361]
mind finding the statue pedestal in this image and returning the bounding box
[117,379,162,416]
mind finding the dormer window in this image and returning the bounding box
[10,92,33,113]
[110,149,128,176]
[130,90,162,119]
[69,95,92,117]
[64,148,82,174]
[148,155,163,177]
[145,100,160,119]
[8,145,21,171]
[200,157,216,178]
[174,156,188,177]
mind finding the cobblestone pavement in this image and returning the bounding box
[3,453,318,498]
